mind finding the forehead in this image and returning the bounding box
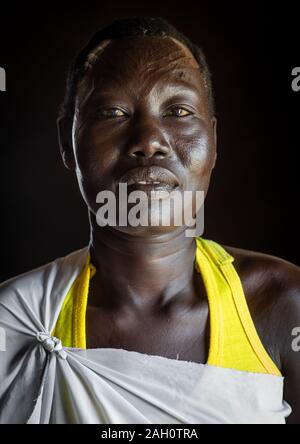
[79,35,206,103]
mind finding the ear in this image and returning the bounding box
[211,116,217,168]
[57,116,76,170]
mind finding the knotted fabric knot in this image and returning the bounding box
[36,332,67,360]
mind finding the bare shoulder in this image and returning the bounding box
[220,243,300,319]
[220,243,300,302]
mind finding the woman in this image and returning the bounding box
[0,16,299,424]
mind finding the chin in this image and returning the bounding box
[113,223,180,237]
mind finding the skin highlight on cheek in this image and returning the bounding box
[188,145,212,174]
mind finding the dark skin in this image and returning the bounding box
[58,36,300,423]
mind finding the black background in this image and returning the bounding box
[0,1,299,281]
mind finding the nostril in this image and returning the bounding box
[130,149,169,159]
[131,150,146,157]
[155,150,168,157]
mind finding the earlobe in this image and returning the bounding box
[57,116,76,170]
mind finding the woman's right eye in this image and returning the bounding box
[97,108,127,118]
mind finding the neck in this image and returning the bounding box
[88,212,198,311]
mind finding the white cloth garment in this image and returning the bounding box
[0,247,292,424]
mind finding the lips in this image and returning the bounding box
[119,166,180,190]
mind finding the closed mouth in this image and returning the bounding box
[119,166,180,190]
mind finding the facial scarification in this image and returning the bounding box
[84,36,199,71]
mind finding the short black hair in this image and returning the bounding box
[59,16,215,122]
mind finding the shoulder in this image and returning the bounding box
[0,246,88,304]
[221,245,300,289]
[0,247,89,349]
[220,243,300,369]
[221,243,300,303]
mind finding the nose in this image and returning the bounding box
[126,120,171,159]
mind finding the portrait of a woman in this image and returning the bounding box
[0,16,299,424]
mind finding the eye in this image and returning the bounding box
[97,107,127,118]
[164,107,193,118]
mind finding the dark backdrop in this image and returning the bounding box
[0,1,299,281]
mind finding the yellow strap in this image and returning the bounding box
[52,237,282,376]
[220,261,282,375]
[195,237,281,376]
[51,253,96,348]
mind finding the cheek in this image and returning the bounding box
[72,121,122,213]
[74,121,119,188]
[188,137,213,173]
[175,125,215,188]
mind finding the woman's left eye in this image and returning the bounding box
[164,107,193,117]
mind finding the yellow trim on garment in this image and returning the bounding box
[51,237,282,376]
[51,253,96,349]
[194,237,281,376]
